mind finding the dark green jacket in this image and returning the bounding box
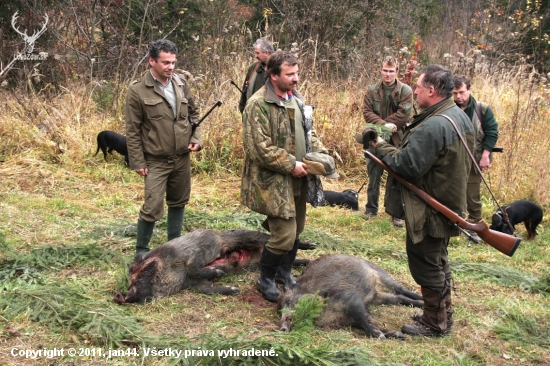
[239,62,269,113]
[375,98,475,243]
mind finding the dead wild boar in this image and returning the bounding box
[114,229,315,304]
[278,254,423,339]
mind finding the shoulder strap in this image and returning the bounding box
[436,114,515,233]
[246,62,261,86]
[475,101,484,129]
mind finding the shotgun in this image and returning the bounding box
[364,150,521,257]
[190,100,223,133]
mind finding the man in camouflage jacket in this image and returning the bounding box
[241,51,328,302]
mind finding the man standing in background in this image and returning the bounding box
[361,56,413,227]
[126,39,201,259]
[238,38,274,113]
[452,75,499,242]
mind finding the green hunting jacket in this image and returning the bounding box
[362,79,413,146]
[375,98,475,243]
[125,71,201,170]
[240,81,328,219]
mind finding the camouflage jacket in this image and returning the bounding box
[240,81,328,219]
[375,98,475,243]
[125,71,201,170]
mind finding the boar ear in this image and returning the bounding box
[140,258,159,276]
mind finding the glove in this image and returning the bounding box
[355,128,379,149]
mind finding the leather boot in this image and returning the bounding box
[257,248,284,302]
[275,239,299,289]
[167,207,185,241]
[402,286,447,337]
[135,218,155,260]
[412,282,454,333]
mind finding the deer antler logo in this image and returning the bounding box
[11,11,49,54]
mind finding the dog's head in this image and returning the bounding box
[342,189,358,199]
[490,212,512,234]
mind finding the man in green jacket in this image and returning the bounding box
[126,39,202,259]
[241,51,328,302]
[362,56,413,227]
[453,75,499,243]
[370,65,474,336]
[238,38,274,113]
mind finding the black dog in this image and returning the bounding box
[95,130,129,165]
[490,200,543,240]
[322,190,359,210]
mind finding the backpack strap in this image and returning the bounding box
[475,100,484,129]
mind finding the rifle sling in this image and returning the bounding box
[436,114,515,235]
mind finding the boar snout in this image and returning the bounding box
[113,291,126,304]
[280,313,292,332]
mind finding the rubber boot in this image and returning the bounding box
[135,218,155,260]
[167,207,185,241]
[402,286,447,337]
[275,239,299,289]
[257,248,284,303]
[412,282,454,334]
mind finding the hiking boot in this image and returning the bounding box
[402,286,448,337]
[361,211,377,219]
[401,322,444,337]
[392,217,404,228]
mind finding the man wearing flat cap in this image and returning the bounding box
[240,51,332,302]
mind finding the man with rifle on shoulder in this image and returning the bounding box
[364,65,475,337]
[452,75,499,243]
[238,38,274,113]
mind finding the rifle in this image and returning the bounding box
[230,80,244,94]
[364,150,521,257]
[190,100,223,133]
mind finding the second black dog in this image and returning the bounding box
[490,200,543,240]
[95,130,129,165]
[322,190,359,210]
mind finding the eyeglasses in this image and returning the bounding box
[381,69,396,74]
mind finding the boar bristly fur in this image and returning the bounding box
[278,254,423,339]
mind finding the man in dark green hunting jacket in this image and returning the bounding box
[370,65,474,337]
[126,39,201,258]
[453,75,499,243]
[241,51,329,302]
[238,38,274,113]
[362,56,413,227]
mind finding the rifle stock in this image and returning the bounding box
[364,151,521,257]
